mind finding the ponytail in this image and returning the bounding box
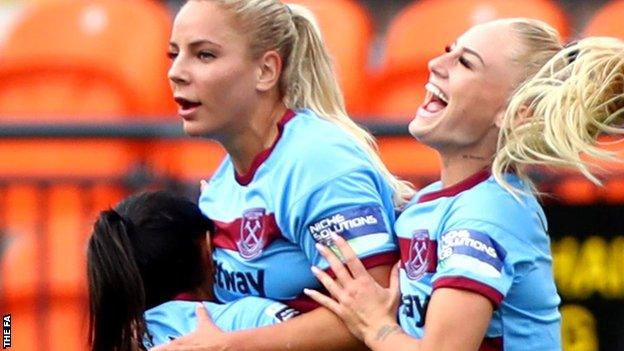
[200,0,415,207]
[493,37,624,194]
[281,4,344,119]
[87,210,148,351]
[284,4,414,206]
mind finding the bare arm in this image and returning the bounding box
[306,235,494,351]
[225,265,391,351]
[225,302,364,351]
[152,264,391,351]
[363,289,492,351]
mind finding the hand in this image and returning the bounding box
[303,234,401,344]
[150,304,231,351]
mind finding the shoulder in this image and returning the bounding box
[445,175,547,247]
[144,300,196,321]
[453,175,541,224]
[279,109,373,173]
[273,109,388,200]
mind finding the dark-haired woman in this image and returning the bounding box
[87,191,298,350]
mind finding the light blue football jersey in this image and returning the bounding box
[200,109,399,311]
[395,169,561,350]
[143,297,299,348]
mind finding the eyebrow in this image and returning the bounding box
[168,39,222,49]
[462,47,485,66]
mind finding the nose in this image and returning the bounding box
[427,53,449,80]
[168,56,190,86]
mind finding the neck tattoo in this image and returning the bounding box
[462,154,487,161]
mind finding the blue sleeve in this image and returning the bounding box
[144,303,195,348]
[227,297,300,329]
[431,218,526,308]
[284,166,399,272]
[144,299,299,348]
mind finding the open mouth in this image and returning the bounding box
[417,83,449,117]
[174,96,202,116]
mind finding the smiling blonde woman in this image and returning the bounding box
[305,19,624,351]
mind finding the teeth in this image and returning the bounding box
[425,83,449,104]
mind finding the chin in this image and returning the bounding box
[410,119,450,151]
[409,114,436,138]
[182,123,210,138]
[408,118,421,137]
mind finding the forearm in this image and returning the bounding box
[226,265,392,351]
[225,306,368,351]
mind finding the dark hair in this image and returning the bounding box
[87,191,214,351]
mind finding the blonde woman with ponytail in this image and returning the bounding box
[157,1,412,350]
[305,19,624,351]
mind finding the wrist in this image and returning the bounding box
[363,321,403,349]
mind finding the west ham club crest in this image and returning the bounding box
[238,208,266,259]
[405,230,430,280]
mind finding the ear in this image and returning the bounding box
[493,108,506,129]
[256,50,283,92]
[496,104,531,128]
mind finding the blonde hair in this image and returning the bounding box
[507,18,564,83]
[493,36,624,195]
[192,0,414,206]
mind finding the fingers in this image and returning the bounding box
[315,243,351,284]
[310,265,346,300]
[195,303,210,326]
[195,303,224,333]
[303,288,343,316]
[331,234,368,278]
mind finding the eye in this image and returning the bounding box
[198,51,216,61]
[459,56,472,69]
[444,45,452,53]
[167,51,178,60]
